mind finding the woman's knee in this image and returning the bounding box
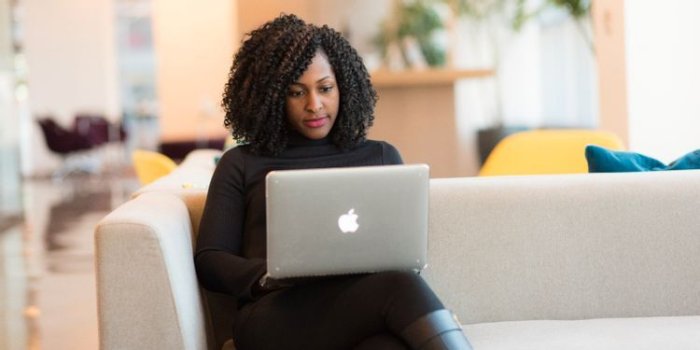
[370,271,444,311]
[370,271,444,330]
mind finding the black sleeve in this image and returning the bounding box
[194,149,266,300]
[382,142,404,165]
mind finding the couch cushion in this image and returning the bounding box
[586,145,700,172]
[426,172,700,324]
[464,316,700,350]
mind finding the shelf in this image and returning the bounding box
[370,68,495,88]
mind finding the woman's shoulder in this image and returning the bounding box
[220,144,253,161]
[216,144,255,173]
[363,139,396,150]
[218,144,279,176]
[362,139,403,164]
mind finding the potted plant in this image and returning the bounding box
[374,0,449,70]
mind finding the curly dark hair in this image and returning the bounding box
[221,14,378,155]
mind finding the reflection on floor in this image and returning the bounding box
[0,171,139,350]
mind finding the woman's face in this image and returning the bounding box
[285,50,339,140]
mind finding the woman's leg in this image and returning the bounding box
[400,309,472,350]
[233,271,471,350]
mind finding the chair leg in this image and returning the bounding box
[52,151,101,181]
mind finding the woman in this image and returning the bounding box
[195,14,472,350]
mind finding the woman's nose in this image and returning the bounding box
[305,93,323,112]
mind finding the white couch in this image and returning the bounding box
[95,150,700,349]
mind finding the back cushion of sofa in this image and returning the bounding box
[424,170,700,324]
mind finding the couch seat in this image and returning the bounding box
[464,316,700,350]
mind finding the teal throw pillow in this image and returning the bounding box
[585,145,700,173]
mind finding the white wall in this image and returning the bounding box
[23,0,119,120]
[21,0,119,175]
[497,21,544,126]
[539,10,598,128]
[625,0,700,162]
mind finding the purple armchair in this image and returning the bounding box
[74,114,128,147]
[37,117,98,179]
[37,118,94,154]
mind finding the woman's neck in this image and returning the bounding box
[287,129,332,147]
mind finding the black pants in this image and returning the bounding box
[233,271,444,350]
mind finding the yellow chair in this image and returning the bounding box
[131,149,178,185]
[478,129,625,176]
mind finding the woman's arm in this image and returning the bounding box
[194,150,266,301]
[382,142,404,165]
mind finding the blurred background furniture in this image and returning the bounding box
[74,113,128,147]
[479,129,625,176]
[131,149,177,185]
[37,115,130,179]
[76,113,130,172]
[37,117,98,179]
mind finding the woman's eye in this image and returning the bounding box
[319,85,334,93]
[288,90,304,98]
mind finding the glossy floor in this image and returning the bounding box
[0,171,139,350]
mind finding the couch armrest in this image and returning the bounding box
[95,193,208,350]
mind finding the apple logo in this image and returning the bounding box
[338,209,359,233]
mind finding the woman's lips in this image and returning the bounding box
[303,116,328,128]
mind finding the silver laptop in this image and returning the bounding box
[265,164,429,279]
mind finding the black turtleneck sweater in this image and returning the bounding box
[194,134,403,303]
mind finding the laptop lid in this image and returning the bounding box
[265,164,429,279]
